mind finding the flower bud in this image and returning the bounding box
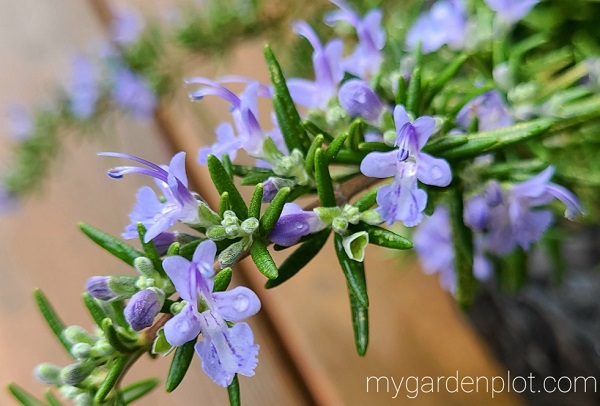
[91,339,114,357]
[342,204,360,224]
[33,363,62,384]
[332,217,349,234]
[107,276,139,298]
[63,326,95,345]
[85,276,117,301]
[70,342,92,360]
[60,362,95,385]
[342,231,369,262]
[206,225,227,241]
[134,256,158,279]
[218,240,245,268]
[124,288,165,331]
[338,79,383,122]
[360,210,383,225]
[383,129,397,146]
[262,177,295,203]
[74,393,93,406]
[240,217,259,235]
[197,200,222,228]
[269,203,327,246]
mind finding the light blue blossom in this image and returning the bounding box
[360,106,452,226]
[484,0,539,24]
[406,0,467,54]
[269,203,326,246]
[110,7,144,46]
[100,152,200,242]
[287,21,344,110]
[162,240,261,387]
[6,104,32,142]
[325,0,386,78]
[68,55,99,120]
[124,288,164,331]
[337,79,383,122]
[111,67,157,120]
[457,90,513,131]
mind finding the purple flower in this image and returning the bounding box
[68,55,99,120]
[360,106,452,226]
[287,21,344,110]
[86,276,117,301]
[325,0,386,78]
[111,67,157,120]
[457,90,512,131]
[188,79,268,157]
[484,0,539,24]
[338,79,383,122]
[268,203,326,246]
[100,152,200,242]
[111,7,144,46]
[0,185,19,213]
[6,105,32,142]
[162,240,261,387]
[414,207,492,293]
[124,288,164,331]
[406,0,467,54]
[466,168,583,255]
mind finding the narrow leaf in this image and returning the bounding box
[353,187,380,211]
[349,292,369,356]
[82,293,109,326]
[79,222,143,266]
[395,75,407,106]
[34,289,72,356]
[324,133,349,162]
[7,383,45,406]
[166,340,196,393]
[303,120,334,143]
[315,149,336,207]
[214,267,233,292]
[208,155,248,219]
[227,375,241,406]
[167,242,180,256]
[356,223,413,250]
[94,356,127,404]
[221,154,234,179]
[101,318,138,354]
[348,119,367,151]
[250,240,279,279]
[265,229,330,288]
[424,53,468,105]
[259,187,291,236]
[304,134,324,175]
[137,223,165,277]
[248,184,264,220]
[219,192,231,218]
[449,187,475,310]
[421,134,468,155]
[334,234,369,308]
[406,66,421,115]
[265,44,311,153]
[357,142,392,152]
[122,378,160,404]
[45,390,63,406]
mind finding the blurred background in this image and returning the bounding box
[2,0,597,405]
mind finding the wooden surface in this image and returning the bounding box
[0,1,519,405]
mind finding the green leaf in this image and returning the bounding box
[437,138,498,161]
[167,242,180,256]
[265,229,331,288]
[334,234,369,308]
[330,149,368,165]
[421,134,468,155]
[219,192,231,218]
[424,53,468,105]
[406,66,422,115]
[348,118,367,151]
[302,120,334,143]
[227,374,241,406]
[395,75,407,106]
[166,339,196,393]
[7,383,45,406]
[137,223,165,277]
[101,318,139,354]
[94,356,127,404]
[240,172,273,186]
[357,142,392,152]
[353,187,380,211]
[304,134,324,175]
[349,292,369,356]
[248,184,264,220]
[45,390,63,406]
[122,378,160,404]
[221,154,234,179]
[324,133,348,162]
[265,44,311,154]
[214,267,233,292]
[79,222,143,266]
[34,289,72,356]
[355,223,413,250]
[449,187,474,310]
[207,154,248,219]
[82,293,109,326]
[315,149,336,207]
[232,165,274,178]
[179,239,203,260]
[250,240,279,279]
[259,187,291,236]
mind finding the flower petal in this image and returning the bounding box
[193,239,217,278]
[360,151,398,178]
[416,153,452,187]
[211,287,261,321]
[164,304,201,347]
[162,256,196,303]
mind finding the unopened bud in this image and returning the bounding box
[85,276,117,301]
[198,201,222,227]
[360,210,383,225]
[34,363,62,384]
[134,257,158,278]
[241,217,259,235]
[262,177,296,202]
[170,301,186,314]
[70,343,92,360]
[342,204,360,224]
[91,339,114,357]
[332,217,349,234]
[206,225,227,241]
[63,326,95,345]
[74,393,93,406]
[60,362,95,385]
[218,240,245,268]
[383,129,397,146]
[107,276,139,298]
[124,288,165,331]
